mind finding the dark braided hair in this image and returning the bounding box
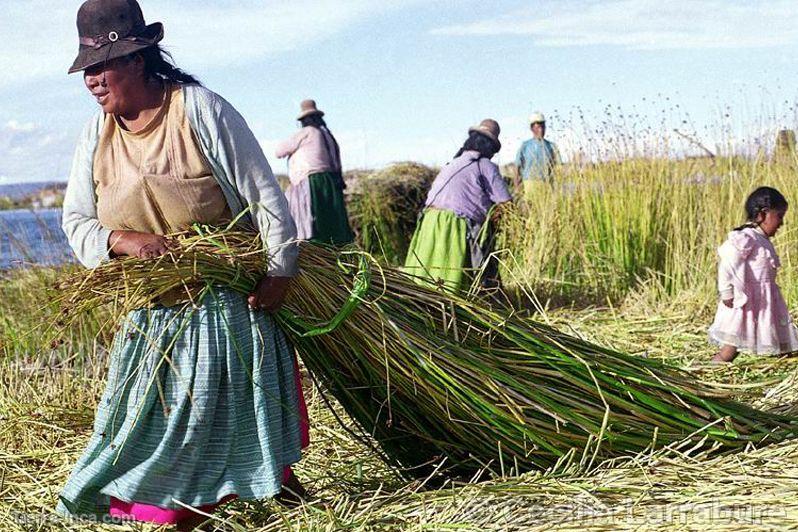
[734,186,788,231]
[455,131,500,159]
[300,114,326,128]
[136,45,201,85]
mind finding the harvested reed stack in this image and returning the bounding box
[283,245,798,476]
[53,229,798,479]
[345,162,436,264]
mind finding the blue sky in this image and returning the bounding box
[1,0,797,183]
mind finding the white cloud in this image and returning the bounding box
[431,0,798,49]
[5,120,37,133]
[0,0,424,89]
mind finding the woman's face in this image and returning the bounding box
[83,55,144,115]
[759,207,787,237]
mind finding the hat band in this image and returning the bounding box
[79,28,150,50]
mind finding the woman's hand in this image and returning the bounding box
[248,276,291,313]
[108,230,176,259]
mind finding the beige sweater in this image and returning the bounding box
[93,84,230,235]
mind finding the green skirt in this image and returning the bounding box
[403,208,469,292]
[308,171,354,246]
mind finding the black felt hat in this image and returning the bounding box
[68,0,163,74]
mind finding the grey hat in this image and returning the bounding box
[297,99,325,120]
[468,118,501,149]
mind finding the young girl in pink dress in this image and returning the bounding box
[709,186,798,362]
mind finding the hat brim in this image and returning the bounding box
[468,127,501,150]
[297,109,324,120]
[68,22,164,74]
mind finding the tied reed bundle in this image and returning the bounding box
[54,225,798,479]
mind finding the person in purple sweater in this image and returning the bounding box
[404,119,512,292]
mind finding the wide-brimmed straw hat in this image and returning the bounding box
[68,0,164,74]
[297,99,325,120]
[529,111,546,125]
[469,118,501,149]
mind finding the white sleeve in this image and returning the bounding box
[717,235,751,307]
[61,113,112,269]
[213,96,298,277]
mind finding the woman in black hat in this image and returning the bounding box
[57,0,308,528]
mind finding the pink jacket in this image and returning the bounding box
[275,126,341,185]
[717,226,780,308]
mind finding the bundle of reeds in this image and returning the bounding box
[345,162,436,264]
[54,226,798,478]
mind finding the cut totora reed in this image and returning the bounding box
[53,226,798,478]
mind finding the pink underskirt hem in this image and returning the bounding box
[109,493,239,525]
[108,466,298,525]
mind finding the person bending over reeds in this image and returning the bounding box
[709,186,798,362]
[56,0,309,529]
[403,119,512,292]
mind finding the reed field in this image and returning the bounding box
[3,117,798,529]
[499,155,798,307]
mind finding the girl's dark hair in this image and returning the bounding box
[136,45,201,85]
[734,186,788,231]
[455,131,500,159]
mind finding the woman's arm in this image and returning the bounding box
[275,129,305,159]
[210,96,298,279]
[61,113,113,269]
[481,159,513,205]
[61,113,175,265]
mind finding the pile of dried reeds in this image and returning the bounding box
[53,226,798,478]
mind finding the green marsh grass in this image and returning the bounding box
[3,270,798,530]
[499,155,798,306]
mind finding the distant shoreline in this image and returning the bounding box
[0,182,66,211]
[0,207,62,215]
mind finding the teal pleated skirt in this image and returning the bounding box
[55,287,302,522]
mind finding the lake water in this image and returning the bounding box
[0,209,75,269]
